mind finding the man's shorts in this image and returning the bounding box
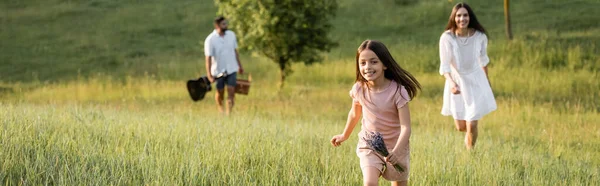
[216,72,237,90]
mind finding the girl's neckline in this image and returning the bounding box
[368,80,393,93]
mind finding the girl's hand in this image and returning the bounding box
[385,152,406,172]
[330,134,348,147]
[386,147,409,165]
[385,153,400,165]
[450,81,461,94]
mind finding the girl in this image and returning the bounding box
[331,40,421,186]
[439,2,497,150]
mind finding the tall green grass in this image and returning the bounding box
[2,92,599,185]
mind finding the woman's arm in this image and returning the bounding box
[443,73,455,83]
[440,34,461,94]
[439,34,453,76]
[444,72,460,94]
[483,65,491,87]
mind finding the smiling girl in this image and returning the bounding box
[331,40,421,186]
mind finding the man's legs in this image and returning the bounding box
[215,90,225,114]
[226,85,235,115]
[215,77,226,114]
[224,72,237,115]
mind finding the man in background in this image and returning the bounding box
[204,16,244,115]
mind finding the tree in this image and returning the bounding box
[215,0,338,88]
[504,0,513,40]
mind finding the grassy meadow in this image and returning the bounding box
[1,0,599,185]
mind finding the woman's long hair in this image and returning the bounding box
[445,2,486,34]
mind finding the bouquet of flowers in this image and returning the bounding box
[362,131,405,172]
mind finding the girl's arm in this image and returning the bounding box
[391,104,411,155]
[342,102,362,139]
[331,102,362,147]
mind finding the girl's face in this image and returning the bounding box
[455,7,469,29]
[358,49,387,82]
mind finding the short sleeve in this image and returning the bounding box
[439,33,453,75]
[232,32,238,49]
[395,86,411,109]
[349,83,361,104]
[479,33,490,67]
[204,36,214,57]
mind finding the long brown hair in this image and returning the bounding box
[445,2,486,34]
[355,40,421,100]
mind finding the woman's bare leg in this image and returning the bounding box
[465,120,478,150]
[454,120,467,132]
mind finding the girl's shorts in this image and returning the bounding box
[356,147,410,181]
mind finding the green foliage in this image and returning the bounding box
[215,0,338,86]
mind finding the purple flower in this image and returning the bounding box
[362,131,405,172]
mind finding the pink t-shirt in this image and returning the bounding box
[350,81,411,149]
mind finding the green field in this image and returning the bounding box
[1,0,599,185]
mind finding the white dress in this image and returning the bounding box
[439,30,497,121]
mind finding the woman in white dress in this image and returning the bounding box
[439,2,497,150]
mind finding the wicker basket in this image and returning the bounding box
[235,73,251,95]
